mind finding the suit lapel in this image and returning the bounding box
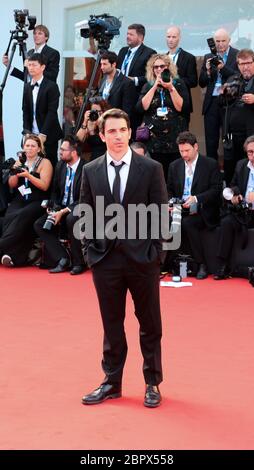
[95,155,115,204]
[242,163,250,194]
[178,159,185,196]
[109,72,123,98]
[191,156,202,192]
[36,78,46,110]
[129,45,144,74]
[122,153,144,206]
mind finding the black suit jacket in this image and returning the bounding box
[174,49,198,114]
[79,151,168,267]
[117,44,156,90]
[231,158,251,195]
[99,72,136,116]
[22,77,63,144]
[11,44,60,83]
[51,159,85,211]
[199,46,239,115]
[167,155,222,228]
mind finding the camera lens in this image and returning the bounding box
[161,69,171,83]
[89,110,99,121]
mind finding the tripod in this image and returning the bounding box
[0,31,28,155]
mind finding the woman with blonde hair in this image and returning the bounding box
[136,53,190,179]
[0,134,53,267]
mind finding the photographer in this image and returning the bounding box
[167,131,222,279]
[136,54,190,181]
[0,134,53,267]
[34,135,86,275]
[199,28,238,161]
[2,24,60,83]
[76,97,109,160]
[214,135,254,280]
[220,49,254,185]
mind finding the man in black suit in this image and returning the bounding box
[79,108,168,407]
[2,24,60,83]
[167,131,222,279]
[99,51,136,117]
[34,135,86,275]
[214,135,254,280]
[199,28,238,160]
[117,23,156,93]
[166,26,198,126]
[22,53,63,166]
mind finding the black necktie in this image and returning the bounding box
[31,82,39,91]
[110,162,125,203]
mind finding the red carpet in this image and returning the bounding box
[0,267,254,450]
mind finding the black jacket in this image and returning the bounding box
[22,77,63,144]
[51,159,85,211]
[167,155,222,228]
[99,72,137,116]
[11,44,60,83]
[199,46,239,115]
[173,48,198,114]
[79,151,168,267]
[117,44,156,90]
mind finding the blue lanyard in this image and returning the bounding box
[160,90,165,107]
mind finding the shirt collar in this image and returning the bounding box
[34,44,46,54]
[31,76,44,86]
[106,147,132,166]
[68,158,80,173]
[247,160,254,172]
[184,154,199,172]
[128,44,141,54]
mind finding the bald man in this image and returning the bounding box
[166,26,198,125]
[199,28,239,161]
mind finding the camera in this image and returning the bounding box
[223,186,252,211]
[207,37,223,67]
[168,197,198,215]
[161,69,171,83]
[12,9,36,42]
[222,75,244,105]
[89,109,99,121]
[41,200,61,231]
[8,151,28,175]
[168,197,184,208]
[80,13,121,50]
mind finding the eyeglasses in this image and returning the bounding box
[247,150,254,155]
[153,64,166,70]
[238,61,254,67]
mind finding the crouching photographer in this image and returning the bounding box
[0,134,53,267]
[214,135,254,279]
[167,131,222,279]
[220,49,254,184]
[34,135,86,275]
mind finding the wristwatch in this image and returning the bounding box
[81,124,87,130]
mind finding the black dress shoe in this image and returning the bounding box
[196,263,208,280]
[82,383,122,405]
[213,263,229,280]
[49,258,70,273]
[70,265,87,275]
[144,384,161,408]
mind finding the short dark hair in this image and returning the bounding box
[244,134,254,151]
[237,48,254,63]
[130,141,147,153]
[128,23,145,37]
[176,131,197,147]
[62,135,82,156]
[28,53,47,66]
[98,108,130,134]
[100,51,118,65]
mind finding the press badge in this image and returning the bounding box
[157,107,168,117]
[18,185,32,196]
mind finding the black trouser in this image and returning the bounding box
[44,141,59,168]
[34,211,84,267]
[216,212,254,263]
[0,200,44,265]
[204,97,223,160]
[223,133,246,186]
[181,214,207,265]
[91,247,163,386]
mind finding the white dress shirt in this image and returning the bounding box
[106,148,132,202]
